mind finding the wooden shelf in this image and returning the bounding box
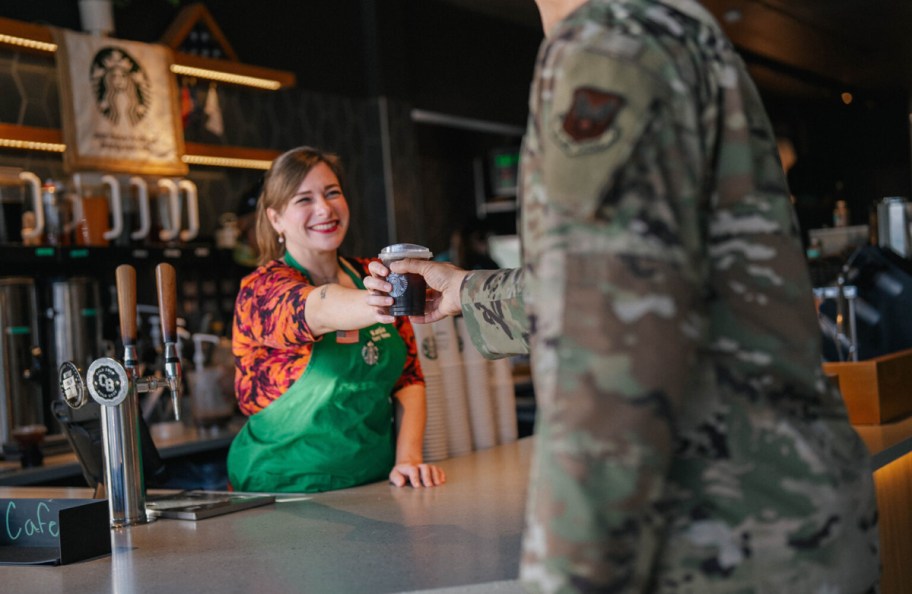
[0,16,57,55]
[0,123,277,170]
[183,141,279,170]
[0,122,66,151]
[171,52,295,90]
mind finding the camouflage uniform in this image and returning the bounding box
[459,0,880,592]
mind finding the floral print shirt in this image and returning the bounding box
[232,256,423,415]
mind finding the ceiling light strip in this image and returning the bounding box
[182,154,273,170]
[0,33,57,53]
[170,64,281,90]
[0,137,66,152]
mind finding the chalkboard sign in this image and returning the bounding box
[0,499,110,565]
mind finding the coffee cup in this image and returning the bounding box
[379,243,433,316]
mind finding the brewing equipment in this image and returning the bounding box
[156,178,181,242]
[48,277,104,378]
[127,176,151,243]
[0,168,44,245]
[72,172,124,246]
[59,263,183,528]
[0,278,45,458]
[178,179,200,242]
[878,196,912,258]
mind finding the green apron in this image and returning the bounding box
[227,254,406,493]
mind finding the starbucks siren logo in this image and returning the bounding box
[362,340,380,366]
[422,336,437,360]
[90,46,150,126]
[387,273,408,298]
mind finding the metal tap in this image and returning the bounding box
[57,263,183,529]
[156,263,183,421]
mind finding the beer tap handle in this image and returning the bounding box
[156,263,183,420]
[116,265,137,346]
[156,263,177,343]
[116,264,139,374]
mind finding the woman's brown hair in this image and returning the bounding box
[254,146,345,265]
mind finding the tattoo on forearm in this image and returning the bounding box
[320,285,329,299]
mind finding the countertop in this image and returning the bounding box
[1,416,907,593]
[0,437,533,593]
[3,405,906,482]
[854,414,912,470]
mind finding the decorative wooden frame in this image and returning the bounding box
[55,30,188,175]
[160,3,239,61]
[0,14,293,171]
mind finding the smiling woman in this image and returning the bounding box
[265,160,351,269]
[227,146,447,494]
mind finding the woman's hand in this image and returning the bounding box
[365,259,468,324]
[389,462,446,488]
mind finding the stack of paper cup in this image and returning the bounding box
[432,317,474,456]
[412,322,448,462]
[456,317,497,451]
[489,357,518,444]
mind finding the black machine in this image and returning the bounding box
[51,399,168,492]
[818,245,912,362]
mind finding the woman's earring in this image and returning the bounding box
[278,233,285,244]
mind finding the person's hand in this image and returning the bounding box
[363,286,396,326]
[365,259,468,324]
[389,462,446,488]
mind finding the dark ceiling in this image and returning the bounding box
[439,0,912,97]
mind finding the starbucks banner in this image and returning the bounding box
[54,28,187,175]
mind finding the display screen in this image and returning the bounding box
[489,148,519,197]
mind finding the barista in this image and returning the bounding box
[227,146,445,493]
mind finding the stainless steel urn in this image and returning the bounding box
[0,277,45,449]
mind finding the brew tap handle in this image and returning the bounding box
[116,264,139,376]
[178,180,199,242]
[128,177,151,241]
[19,171,44,240]
[157,179,180,242]
[101,174,123,241]
[156,263,183,420]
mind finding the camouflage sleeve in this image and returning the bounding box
[458,268,530,358]
[521,36,703,591]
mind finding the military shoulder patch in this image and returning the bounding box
[562,87,626,142]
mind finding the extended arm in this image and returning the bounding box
[365,261,529,358]
[304,282,393,337]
